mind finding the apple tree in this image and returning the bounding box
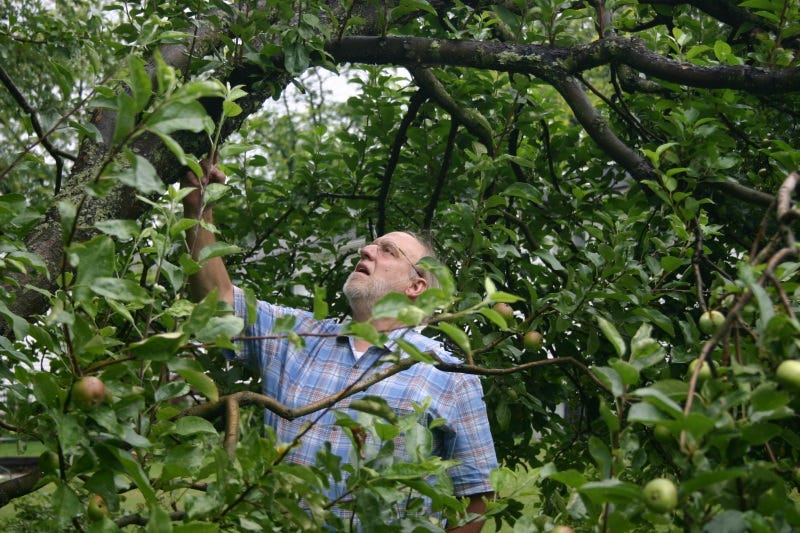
[1,0,800,531]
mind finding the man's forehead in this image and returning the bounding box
[376,232,424,256]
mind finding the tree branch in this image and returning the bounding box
[325,35,800,93]
[376,89,427,235]
[410,66,495,153]
[423,117,458,230]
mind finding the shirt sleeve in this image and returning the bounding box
[441,371,498,497]
[230,285,297,369]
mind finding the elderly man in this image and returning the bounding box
[183,160,497,531]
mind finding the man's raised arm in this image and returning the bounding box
[182,158,234,307]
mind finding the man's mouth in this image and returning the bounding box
[355,263,370,275]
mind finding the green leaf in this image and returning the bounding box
[394,338,434,364]
[342,322,386,347]
[579,479,642,504]
[53,482,81,527]
[488,291,524,303]
[681,467,748,494]
[115,151,165,195]
[348,395,398,423]
[90,277,153,303]
[534,249,565,272]
[628,401,668,424]
[502,182,540,203]
[313,285,329,320]
[371,292,412,319]
[129,332,186,360]
[610,358,640,386]
[112,93,136,145]
[126,55,152,113]
[173,79,226,100]
[146,504,173,533]
[147,100,211,135]
[417,257,455,298]
[0,300,29,339]
[194,315,244,346]
[155,381,190,403]
[597,316,626,357]
[631,386,684,417]
[70,235,115,302]
[198,242,240,262]
[174,368,219,403]
[750,282,774,330]
[546,468,588,488]
[174,416,219,436]
[183,292,218,335]
[594,365,624,397]
[479,307,508,330]
[57,200,77,247]
[95,218,141,240]
[588,435,612,477]
[436,322,471,355]
[284,42,310,75]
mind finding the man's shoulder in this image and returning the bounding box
[233,286,343,333]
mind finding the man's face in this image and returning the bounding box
[343,231,426,311]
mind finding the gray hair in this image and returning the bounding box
[399,230,441,290]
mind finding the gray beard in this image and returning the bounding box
[342,273,405,318]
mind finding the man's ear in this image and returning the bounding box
[405,277,428,300]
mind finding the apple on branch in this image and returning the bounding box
[71,376,108,411]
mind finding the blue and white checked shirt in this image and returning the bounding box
[231,287,497,504]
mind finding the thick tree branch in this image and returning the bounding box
[409,67,495,153]
[554,75,658,183]
[325,36,800,93]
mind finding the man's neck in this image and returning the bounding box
[349,311,406,352]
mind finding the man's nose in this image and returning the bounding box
[360,244,377,260]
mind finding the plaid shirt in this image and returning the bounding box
[231,287,497,505]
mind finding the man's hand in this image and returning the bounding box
[182,153,227,218]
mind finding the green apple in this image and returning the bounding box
[653,424,672,443]
[493,303,515,322]
[38,450,59,476]
[523,330,544,351]
[552,527,575,533]
[699,310,725,335]
[642,478,678,513]
[776,360,800,391]
[687,358,712,382]
[71,376,107,410]
[87,493,109,521]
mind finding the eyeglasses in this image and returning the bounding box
[368,239,424,279]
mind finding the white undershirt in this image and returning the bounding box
[352,349,365,360]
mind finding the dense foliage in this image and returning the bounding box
[1,0,800,531]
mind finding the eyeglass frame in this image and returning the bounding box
[366,239,425,279]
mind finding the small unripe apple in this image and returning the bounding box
[653,424,672,443]
[776,360,800,391]
[552,526,575,533]
[642,478,678,513]
[493,303,514,322]
[523,330,544,351]
[687,359,712,382]
[87,493,109,520]
[72,376,107,410]
[699,310,725,335]
[38,450,59,476]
